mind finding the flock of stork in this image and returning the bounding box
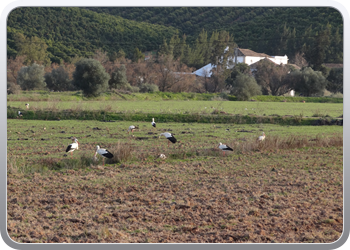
[65,116,266,165]
[19,103,266,164]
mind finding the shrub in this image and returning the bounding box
[45,66,73,91]
[17,63,46,90]
[109,64,128,89]
[230,74,262,101]
[326,68,343,94]
[139,83,159,93]
[289,67,328,97]
[7,82,21,95]
[72,58,110,97]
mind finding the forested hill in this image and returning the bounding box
[7,7,178,63]
[86,7,343,60]
[7,7,343,65]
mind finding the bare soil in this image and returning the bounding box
[7,147,343,243]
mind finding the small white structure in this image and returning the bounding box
[193,48,289,77]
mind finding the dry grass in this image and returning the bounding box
[106,141,133,164]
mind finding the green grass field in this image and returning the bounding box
[7,119,343,164]
[8,100,343,118]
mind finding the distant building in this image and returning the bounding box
[193,48,289,77]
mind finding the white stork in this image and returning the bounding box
[127,125,138,134]
[257,132,266,142]
[94,145,114,166]
[151,118,156,128]
[159,132,177,147]
[218,142,233,156]
[25,103,29,109]
[18,111,23,117]
[66,137,79,158]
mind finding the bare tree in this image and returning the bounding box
[7,55,26,83]
[292,52,308,68]
[154,55,195,92]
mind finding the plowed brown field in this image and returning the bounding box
[7,146,343,243]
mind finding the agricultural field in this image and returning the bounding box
[7,116,343,243]
[8,100,343,118]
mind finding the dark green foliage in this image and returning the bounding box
[289,67,328,97]
[86,7,343,64]
[303,24,332,71]
[7,7,178,62]
[109,65,128,89]
[326,68,343,94]
[45,66,73,91]
[132,48,145,62]
[72,58,110,97]
[226,63,251,86]
[7,7,343,67]
[229,74,262,101]
[17,63,46,90]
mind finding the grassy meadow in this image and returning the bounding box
[7,92,343,243]
[8,100,343,118]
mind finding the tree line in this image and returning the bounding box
[7,45,343,100]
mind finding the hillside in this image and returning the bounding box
[86,7,343,61]
[7,7,178,63]
[7,7,343,65]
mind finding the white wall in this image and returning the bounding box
[269,55,288,65]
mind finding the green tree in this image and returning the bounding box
[326,68,343,93]
[132,48,145,62]
[72,58,110,97]
[304,25,331,71]
[14,33,51,66]
[109,65,128,89]
[225,63,251,87]
[289,67,328,96]
[17,63,46,90]
[229,74,262,101]
[254,59,292,96]
[45,66,73,91]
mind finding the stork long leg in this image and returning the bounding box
[103,158,105,166]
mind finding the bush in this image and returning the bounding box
[289,67,328,97]
[326,68,343,94]
[109,64,128,89]
[17,63,46,90]
[45,66,73,91]
[72,58,110,97]
[139,83,159,93]
[230,74,262,101]
[7,82,21,95]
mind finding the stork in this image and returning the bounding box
[159,132,177,147]
[94,145,114,166]
[127,125,138,134]
[151,118,156,130]
[25,103,29,109]
[66,137,79,158]
[257,132,266,142]
[18,111,23,117]
[218,142,233,156]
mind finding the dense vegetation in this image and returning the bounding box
[86,7,343,63]
[7,7,343,66]
[7,7,178,63]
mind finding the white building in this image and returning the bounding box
[193,48,289,77]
